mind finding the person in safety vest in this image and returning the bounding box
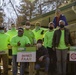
[32,22,47,41]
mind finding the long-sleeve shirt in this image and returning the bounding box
[24,29,35,45]
[44,30,54,48]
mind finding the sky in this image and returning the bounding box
[2,0,35,23]
[0,0,22,24]
[0,0,55,26]
[0,0,36,29]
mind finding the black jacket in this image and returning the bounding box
[36,46,49,63]
[52,28,73,47]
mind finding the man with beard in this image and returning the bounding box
[52,20,73,75]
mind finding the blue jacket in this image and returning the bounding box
[53,14,68,28]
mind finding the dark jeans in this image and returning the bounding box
[12,55,25,75]
[47,47,57,74]
[8,49,12,66]
[0,54,8,75]
[35,57,50,72]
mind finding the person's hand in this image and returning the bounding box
[39,56,44,61]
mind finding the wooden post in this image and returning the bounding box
[29,62,35,75]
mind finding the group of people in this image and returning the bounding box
[0,9,74,75]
